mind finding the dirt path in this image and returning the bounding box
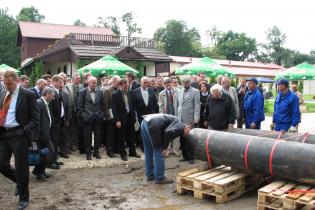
[0,156,257,210]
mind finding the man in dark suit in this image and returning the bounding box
[133,76,159,149]
[103,76,120,157]
[78,76,105,160]
[133,76,159,124]
[65,73,80,152]
[0,70,39,209]
[126,72,140,91]
[32,87,55,180]
[112,79,141,161]
[77,73,90,154]
[29,79,47,99]
[49,75,64,168]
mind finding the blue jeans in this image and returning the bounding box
[141,120,165,182]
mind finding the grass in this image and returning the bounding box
[264,100,315,115]
[304,95,315,100]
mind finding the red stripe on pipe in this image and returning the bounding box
[244,138,253,170]
[302,132,309,143]
[205,132,213,168]
[269,140,282,176]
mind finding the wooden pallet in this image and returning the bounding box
[257,180,315,210]
[176,164,259,204]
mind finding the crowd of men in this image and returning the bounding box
[0,69,302,209]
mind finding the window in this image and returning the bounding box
[143,66,147,76]
[63,65,67,74]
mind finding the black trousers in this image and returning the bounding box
[0,128,29,201]
[33,137,55,175]
[105,121,116,154]
[68,116,78,150]
[180,135,194,161]
[60,119,70,154]
[83,121,102,155]
[237,115,244,128]
[49,122,61,162]
[77,122,85,153]
[117,114,136,157]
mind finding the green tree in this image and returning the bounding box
[0,8,20,68]
[202,47,226,59]
[257,26,286,65]
[97,16,121,35]
[73,19,86,27]
[154,20,202,57]
[216,30,257,61]
[16,6,45,22]
[122,12,142,44]
[206,26,224,47]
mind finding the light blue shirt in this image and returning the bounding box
[4,85,20,128]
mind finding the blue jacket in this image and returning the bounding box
[244,88,265,126]
[273,90,301,131]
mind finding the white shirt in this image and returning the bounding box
[141,88,149,106]
[3,85,20,128]
[41,97,52,127]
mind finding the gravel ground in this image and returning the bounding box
[0,113,314,210]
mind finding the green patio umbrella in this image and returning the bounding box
[0,64,20,74]
[77,55,139,77]
[276,62,315,80]
[174,57,235,77]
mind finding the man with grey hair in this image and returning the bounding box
[78,76,105,160]
[30,79,48,99]
[174,76,200,163]
[32,87,55,180]
[221,76,239,120]
[204,84,236,131]
[133,76,159,149]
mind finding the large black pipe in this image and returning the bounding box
[188,128,315,184]
[228,128,315,144]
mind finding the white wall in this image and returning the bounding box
[143,61,155,77]
[303,80,315,95]
[43,61,76,75]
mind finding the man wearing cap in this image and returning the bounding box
[271,79,300,132]
[243,78,265,129]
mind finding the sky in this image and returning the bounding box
[2,0,315,53]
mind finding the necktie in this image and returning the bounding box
[0,93,12,127]
[169,91,173,103]
[3,93,12,114]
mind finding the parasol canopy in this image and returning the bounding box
[0,64,20,74]
[77,55,139,77]
[174,57,235,77]
[276,62,315,80]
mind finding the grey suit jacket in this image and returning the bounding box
[159,88,177,114]
[174,87,200,124]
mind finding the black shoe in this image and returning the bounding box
[48,163,60,170]
[42,172,51,178]
[36,174,46,181]
[179,158,188,162]
[129,153,141,158]
[60,153,69,159]
[18,200,28,210]
[108,153,116,158]
[93,153,101,159]
[86,154,92,160]
[55,161,64,166]
[14,186,19,196]
[189,160,195,164]
[121,156,128,161]
[147,176,155,182]
[155,178,173,185]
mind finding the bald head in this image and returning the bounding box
[221,76,231,89]
[88,76,97,90]
[36,78,48,91]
